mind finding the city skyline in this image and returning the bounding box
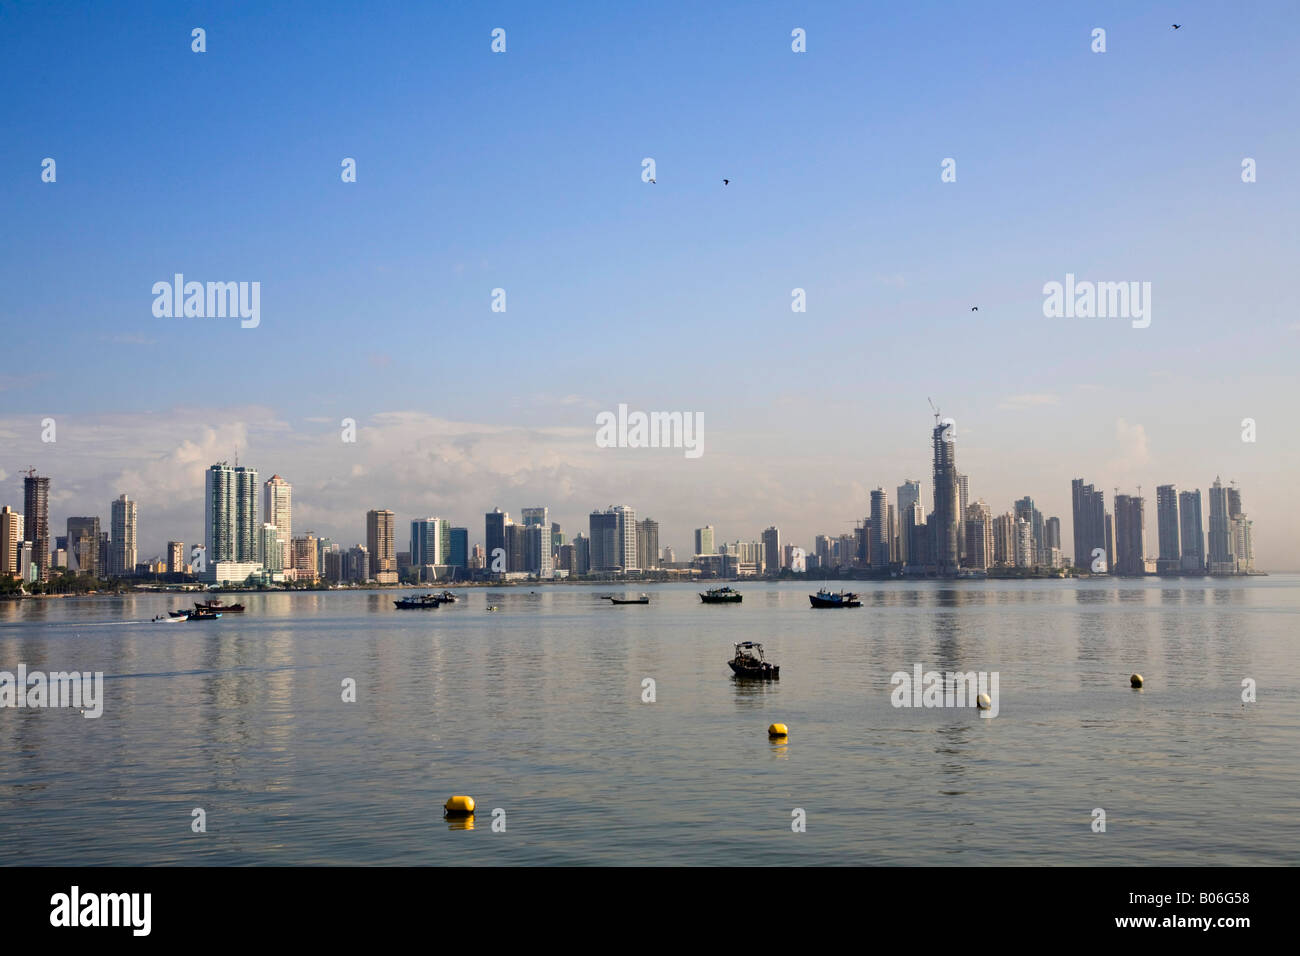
[0,409,1271,575]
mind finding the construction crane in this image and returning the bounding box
[927,397,940,425]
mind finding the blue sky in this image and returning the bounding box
[2,1,1297,565]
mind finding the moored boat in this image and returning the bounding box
[728,641,779,679]
[700,586,743,604]
[608,594,650,605]
[809,588,862,608]
[394,594,442,609]
[196,599,244,613]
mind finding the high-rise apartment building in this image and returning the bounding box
[167,540,185,574]
[1178,489,1205,572]
[110,493,137,577]
[1207,477,1233,571]
[205,463,259,564]
[264,475,292,569]
[694,526,715,556]
[637,518,659,571]
[870,488,890,567]
[0,506,22,578]
[1113,494,1146,576]
[1155,485,1181,573]
[931,419,960,574]
[964,501,993,570]
[762,526,781,573]
[67,516,101,576]
[485,508,509,571]
[366,509,397,582]
[22,473,50,581]
[1071,479,1108,571]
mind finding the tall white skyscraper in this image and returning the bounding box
[206,463,259,563]
[264,475,292,568]
[110,493,137,576]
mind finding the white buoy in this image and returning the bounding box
[1130,673,1144,688]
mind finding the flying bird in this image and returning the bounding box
[1172,24,1181,29]
[971,306,978,311]
[648,178,656,184]
[723,179,730,185]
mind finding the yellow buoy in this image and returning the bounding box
[768,723,788,738]
[976,693,991,710]
[444,794,476,816]
[1130,673,1144,688]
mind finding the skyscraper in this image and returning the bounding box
[485,508,509,570]
[1208,477,1233,571]
[638,518,659,570]
[264,475,292,569]
[67,516,101,576]
[931,418,960,574]
[0,507,22,578]
[205,463,259,564]
[870,488,890,567]
[410,518,443,568]
[614,505,638,571]
[521,507,553,576]
[964,501,993,570]
[588,509,618,572]
[1113,494,1146,576]
[956,472,969,563]
[22,472,49,581]
[1155,485,1181,573]
[110,493,137,577]
[762,526,781,573]
[1071,479,1107,571]
[1178,489,1205,572]
[1014,496,1043,567]
[694,526,715,556]
[449,527,469,570]
[366,509,397,582]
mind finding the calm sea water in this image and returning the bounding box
[1,577,1297,866]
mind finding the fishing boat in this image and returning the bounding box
[168,609,191,618]
[196,599,244,613]
[700,586,742,604]
[728,641,779,679]
[608,594,650,605]
[186,608,223,621]
[435,590,458,603]
[394,594,442,609]
[809,588,862,608]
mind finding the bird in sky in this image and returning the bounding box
[1172,24,1181,29]
[723,179,730,185]
[971,306,978,312]
[648,178,656,184]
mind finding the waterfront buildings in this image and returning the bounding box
[694,525,715,556]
